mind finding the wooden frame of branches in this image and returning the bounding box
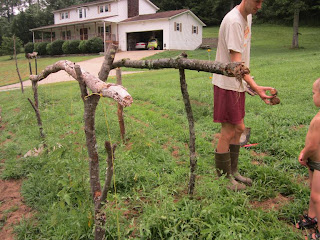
[26,44,249,240]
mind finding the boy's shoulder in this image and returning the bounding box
[310,111,320,127]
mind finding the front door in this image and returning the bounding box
[80,28,88,40]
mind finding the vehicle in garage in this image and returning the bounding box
[135,42,147,49]
[147,38,161,50]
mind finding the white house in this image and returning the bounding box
[30,0,206,51]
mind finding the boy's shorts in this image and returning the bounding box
[213,85,245,125]
[307,159,320,172]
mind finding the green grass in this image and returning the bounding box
[0,54,101,87]
[1,24,319,239]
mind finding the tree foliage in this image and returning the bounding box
[0,35,22,58]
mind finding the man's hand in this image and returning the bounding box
[255,86,275,104]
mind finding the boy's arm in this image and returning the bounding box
[230,51,273,104]
[299,117,320,164]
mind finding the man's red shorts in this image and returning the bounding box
[213,85,245,124]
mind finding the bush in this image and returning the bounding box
[51,39,64,55]
[87,37,103,53]
[69,40,81,54]
[62,41,70,54]
[34,42,48,55]
[46,43,53,55]
[79,40,88,53]
[24,42,34,54]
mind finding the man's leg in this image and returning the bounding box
[215,122,246,190]
[227,119,253,185]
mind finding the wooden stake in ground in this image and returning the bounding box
[116,68,126,143]
[178,53,197,196]
[13,35,24,94]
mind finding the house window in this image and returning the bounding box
[60,11,69,20]
[192,25,198,34]
[79,8,86,19]
[174,22,182,32]
[98,4,111,13]
[62,30,71,40]
[98,26,111,37]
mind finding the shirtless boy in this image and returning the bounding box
[296,78,320,240]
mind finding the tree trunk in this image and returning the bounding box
[292,7,300,49]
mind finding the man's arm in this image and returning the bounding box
[230,50,273,103]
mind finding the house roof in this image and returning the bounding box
[120,9,206,26]
[53,0,114,13]
[53,0,159,13]
[30,16,115,31]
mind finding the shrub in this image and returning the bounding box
[79,40,88,53]
[69,40,81,54]
[24,42,34,54]
[46,43,53,55]
[51,39,64,55]
[34,42,48,55]
[87,37,103,53]
[62,41,70,54]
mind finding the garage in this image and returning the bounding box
[127,30,163,51]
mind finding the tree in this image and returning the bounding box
[0,0,22,22]
[0,35,22,58]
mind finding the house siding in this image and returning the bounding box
[139,0,157,15]
[54,1,118,25]
[169,13,202,50]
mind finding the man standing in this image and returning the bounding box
[212,0,274,190]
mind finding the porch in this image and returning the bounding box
[31,19,119,51]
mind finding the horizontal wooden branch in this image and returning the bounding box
[29,60,133,107]
[112,57,250,80]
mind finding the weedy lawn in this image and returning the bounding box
[0,24,320,239]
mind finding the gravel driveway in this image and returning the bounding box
[0,50,163,92]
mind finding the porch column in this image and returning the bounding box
[50,28,52,42]
[103,21,106,53]
[74,25,76,40]
[32,31,35,43]
[41,32,43,42]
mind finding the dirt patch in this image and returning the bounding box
[0,179,33,240]
[250,193,293,211]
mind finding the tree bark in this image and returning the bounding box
[30,60,133,107]
[177,54,197,196]
[292,7,300,48]
[112,58,249,81]
[98,44,118,81]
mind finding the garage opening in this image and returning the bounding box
[127,30,163,51]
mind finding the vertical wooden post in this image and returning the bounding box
[178,53,197,196]
[116,68,126,143]
[13,35,24,94]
